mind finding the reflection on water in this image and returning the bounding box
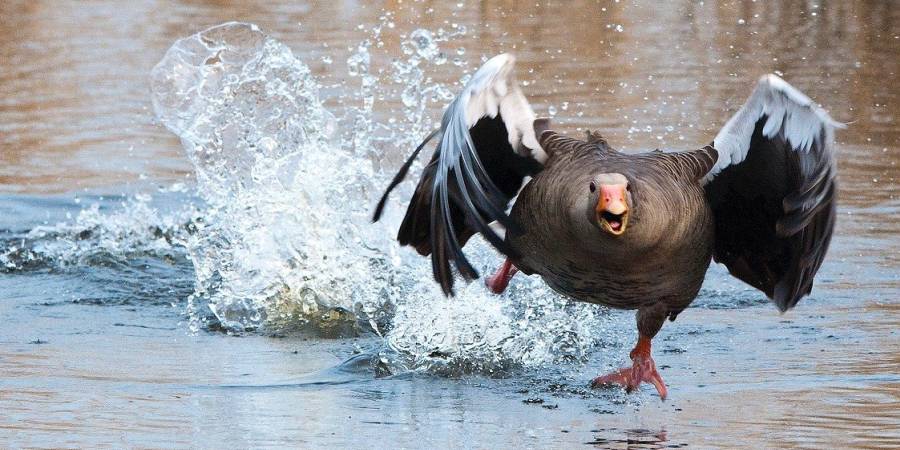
[0,1,897,448]
[585,428,682,449]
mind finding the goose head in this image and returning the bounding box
[589,173,631,236]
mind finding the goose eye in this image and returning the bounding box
[589,182,596,193]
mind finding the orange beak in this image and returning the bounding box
[595,184,629,235]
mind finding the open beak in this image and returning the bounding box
[595,184,629,236]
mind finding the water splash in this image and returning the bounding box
[0,193,196,273]
[141,21,614,374]
[151,22,394,333]
[381,268,614,376]
[0,20,619,377]
[392,26,465,149]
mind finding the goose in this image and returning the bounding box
[373,54,840,400]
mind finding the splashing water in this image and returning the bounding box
[145,21,614,373]
[150,22,396,333]
[0,193,197,274]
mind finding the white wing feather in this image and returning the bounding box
[706,74,844,183]
[460,54,546,163]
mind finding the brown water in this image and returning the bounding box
[1,1,898,448]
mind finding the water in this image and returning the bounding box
[1,1,898,448]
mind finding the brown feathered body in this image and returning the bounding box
[509,132,719,324]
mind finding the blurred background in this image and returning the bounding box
[1,0,895,192]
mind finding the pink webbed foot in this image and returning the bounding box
[591,335,668,400]
[485,258,518,294]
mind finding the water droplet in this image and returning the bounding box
[408,29,439,60]
[347,46,370,77]
[401,86,419,107]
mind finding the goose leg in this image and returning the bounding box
[591,335,668,400]
[591,304,669,400]
[485,258,518,294]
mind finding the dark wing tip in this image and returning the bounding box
[773,276,808,312]
[371,191,390,223]
[371,128,441,223]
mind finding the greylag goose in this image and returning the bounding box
[373,54,840,399]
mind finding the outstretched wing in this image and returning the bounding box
[704,74,843,311]
[372,54,547,295]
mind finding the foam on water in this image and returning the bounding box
[0,193,197,273]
